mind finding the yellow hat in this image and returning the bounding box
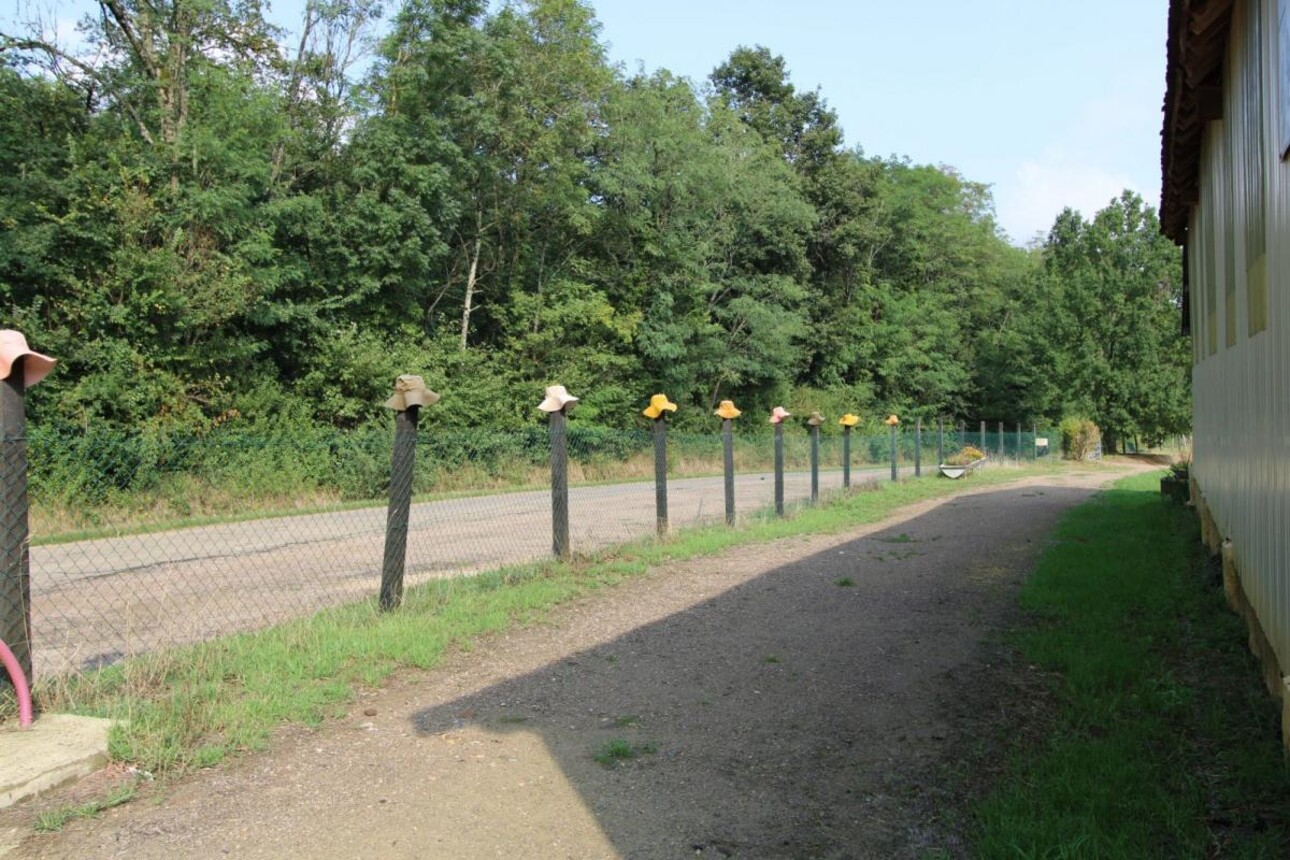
[884,414,900,426]
[714,400,741,419]
[839,413,860,427]
[807,411,824,426]
[643,393,678,419]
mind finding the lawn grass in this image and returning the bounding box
[30,460,1078,778]
[973,472,1290,858]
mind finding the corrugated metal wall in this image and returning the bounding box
[1190,0,1289,675]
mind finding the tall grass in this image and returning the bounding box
[973,472,1290,858]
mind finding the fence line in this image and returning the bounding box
[14,420,1054,680]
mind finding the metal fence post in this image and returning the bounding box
[914,418,922,477]
[888,420,898,482]
[549,409,570,560]
[808,413,822,504]
[380,376,438,611]
[1,359,32,683]
[842,424,852,488]
[774,422,785,517]
[1032,423,1038,460]
[980,420,986,452]
[538,384,579,560]
[937,417,945,466]
[716,400,741,526]
[723,419,736,526]
[998,421,1004,458]
[653,415,668,536]
[1016,422,1022,462]
[380,405,419,611]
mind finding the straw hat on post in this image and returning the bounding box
[769,406,792,425]
[642,393,678,420]
[806,411,824,427]
[384,375,441,411]
[884,414,900,426]
[714,400,741,420]
[839,413,860,428]
[0,330,56,388]
[537,385,579,414]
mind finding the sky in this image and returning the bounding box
[587,0,1170,246]
[6,0,1171,246]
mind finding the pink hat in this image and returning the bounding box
[769,406,792,424]
[0,330,56,388]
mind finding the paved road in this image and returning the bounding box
[30,466,907,677]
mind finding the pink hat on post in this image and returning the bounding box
[769,406,792,425]
[0,330,56,388]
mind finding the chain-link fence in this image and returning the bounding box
[10,418,1054,680]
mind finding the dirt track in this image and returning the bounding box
[6,464,1144,859]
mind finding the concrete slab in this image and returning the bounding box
[0,715,112,810]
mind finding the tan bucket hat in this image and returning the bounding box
[769,406,792,425]
[0,330,56,387]
[714,400,741,420]
[384,375,440,411]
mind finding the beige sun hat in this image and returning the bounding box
[884,414,901,426]
[643,393,678,420]
[384,375,441,411]
[0,330,56,388]
[807,411,825,426]
[714,400,741,420]
[538,384,579,413]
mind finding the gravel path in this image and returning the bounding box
[6,463,1145,859]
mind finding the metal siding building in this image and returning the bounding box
[1162,0,1289,711]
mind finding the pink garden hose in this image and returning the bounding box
[0,638,32,727]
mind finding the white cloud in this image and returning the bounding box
[993,87,1164,246]
[995,153,1154,246]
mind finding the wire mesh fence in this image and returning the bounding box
[13,419,1056,680]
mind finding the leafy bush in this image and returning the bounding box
[1059,417,1102,460]
[944,445,986,466]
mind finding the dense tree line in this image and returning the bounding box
[0,0,1188,448]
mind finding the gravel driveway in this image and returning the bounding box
[6,463,1143,859]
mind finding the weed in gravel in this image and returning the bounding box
[835,577,855,587]
[593,738,656,767]
[34,784,136,833]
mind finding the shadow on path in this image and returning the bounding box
[408,482,1096,859]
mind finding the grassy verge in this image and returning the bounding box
[973,472,1290,858]
[28,460,1079,778]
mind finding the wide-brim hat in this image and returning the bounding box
[384,374,441,411]
[714,400,741,419]
[839,413,860,427]
[643,393,678,420]
[807,411,824,426]
[769,406,792,424]
[0,330,56,388]
[884,414,901,426]
[538,384,579,413]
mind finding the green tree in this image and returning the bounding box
[1039,192,1189,449]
